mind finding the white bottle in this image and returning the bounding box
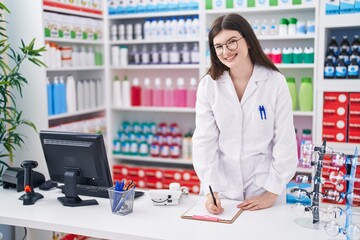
[122,75,131,107]
[80,46,88,66]
[83,79,90,110]
[164,17,172,39]
[185,17,192,39]
[261,19,269,36]
[111,46,120,66]
[118,24,125,40]
[113,76,122,107]
[66,75,77,113]
[150,18,157,40]
[252,19,261,36]
[171,17,178,38]
[181,43,190,64]
[134,23,142,40]
[177,16,185,38]
[144,19,151,40]
[269,19,278,35]
[191,16,199,38]
[89,79,96,108]
[157,18,165,38]
[87,46,95,66]
[169,44,180,64]
[190,43,199,64]
[126,23,133,40]
[151,44,160,64]
[141,45,150,64]
[76,80,84,111]
[96,78,103,107]
[130,45,140,65]
[111,24,117,41]
[160,44,169,64]
[120,46,128,66]
[71,45,80,67]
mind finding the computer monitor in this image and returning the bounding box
[39,130,113,207]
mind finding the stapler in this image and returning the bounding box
[2,167,45,192]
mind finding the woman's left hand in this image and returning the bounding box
[237,191,278,211]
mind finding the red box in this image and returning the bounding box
[324,92,349,105]
[182,170,200,182]
[322,116,347,131]
[131,176,147,189]
[348,117,360,143]
[323,102,348,118]
[179,180,200,194]
[322,128,347,142]
[164,169,183,181]
[146,178,163,189]
[145,168,164,180]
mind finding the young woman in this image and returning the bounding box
[192,13,298,214]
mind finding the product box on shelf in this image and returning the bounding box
[326,0,340,14]
[340,0,355,14]
[348,93,360,143]
[322,128,347,142]
[163,168,183,181]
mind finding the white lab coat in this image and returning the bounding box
[192,64,298,201]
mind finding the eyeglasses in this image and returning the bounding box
[291,203,343,221]
[324,220,360,238]
[213,37,244,56]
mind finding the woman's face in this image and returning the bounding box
[213,29,249,69]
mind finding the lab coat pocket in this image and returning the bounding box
[253,155,271,189]
[251,105,274,142]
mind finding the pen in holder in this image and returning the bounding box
[108,186,135,216]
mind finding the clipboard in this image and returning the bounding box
[181,198,243,224]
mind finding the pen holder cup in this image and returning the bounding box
[108,187,135,216]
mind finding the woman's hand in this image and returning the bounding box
[237,191,278,211]
[205,192,224,215]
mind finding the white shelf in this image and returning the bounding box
[44,37,104,45]
[113,154,193,165]
[48,107,106,121]
[110,38,200,45]
[275,63,314,69]
[293,111,314,117]
[205,4,316,15]
[111,64,200,70]
[108,10,200,19]
[322,13,360,28]
[257,34,316,40]
[318,79,360,92]
[43,5,103,19]
[112,106,195,113]
[46,66,104,72]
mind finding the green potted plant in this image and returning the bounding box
[0,2,46,183]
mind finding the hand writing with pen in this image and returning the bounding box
[205,186,224,215]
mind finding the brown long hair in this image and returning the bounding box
[207,13,279,80]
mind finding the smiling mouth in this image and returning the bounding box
[225,53,237,61]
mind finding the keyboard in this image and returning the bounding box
[57,184,144,199]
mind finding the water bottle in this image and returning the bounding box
[335,58,347,78]
[169,43,180,64]
[348,56,359,79]
[338,47,350,65]
[181,43,190,64]
[327,36,339,56]
[351,35,360,53]
[151,44,160,64]
[160,43,169,64]
[326,49,337,64]
[298,77,313,111]
[141,45,150,64]
[324,55,335,79]
[340,35,351,55]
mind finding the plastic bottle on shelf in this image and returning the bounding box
[160,44,169,64]
[152,78,164,107]
[59,76,67,113]
[76,79,84,111]
[181,43,190,64]
[66,74,77,113]
[71,45,80,67]
[141,45,150,64]
[348,56,359,79]
[335,58,347,78]
[327,36,339,56]
[83,79,90,110]
[174,77,187,107]
[118,24,125,40]
[299,129,312,168]
[170,17,178,39]
[271,47,282,64]
[87,46,95,66]
[298,77,313,111]
[157,18,165,38]
[293,47,303,64]
[303,47,314,64]
[252,19,261,36]
[269,18,278,35]
[96,78,104,107]
[177,16,185,38]
[260,19,269,36]
[278,18,288,36]
[351,35,360,53]
[340,35,351,55]
[324,55,336,79]
[286,77,297,111]
[164,77,175,107]
[191,16,199,38]
[134,23,142,40]
[338,47,350,65]
[80,46,87,66]
[122,75,130,107]
[151,44,160,64]
[185,16,192,38]
[110,24,117,41]
[350,48,360,64]
[164,17,172,39]
[131,77,141,106]
[142,77,153,106]
[113,75,122,107]
[288,18,297,35]
[47,77,53,116]
[185,78,197,109]
[169,43,180,64]
[190,43,199,64]
[89,79,96,109]
[129,45,140,65]
[144,19,151,40]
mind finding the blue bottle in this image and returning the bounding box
[338,47,350,65]
[47,78,54,116]
[335,58,347,78]
[351,35,360,53]
[348,56,359,79]
[52,77,62,115]
[59,77,67,114]
[340,35,351,55]
[327,36,339,56]
[324,56,335,79]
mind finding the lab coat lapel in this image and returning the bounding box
[222,72,241,104]
[241,64,268,105]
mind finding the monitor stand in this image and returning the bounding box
[58,169,98,207]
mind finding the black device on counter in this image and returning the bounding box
[39,130,113,207]
[2,167,45,192]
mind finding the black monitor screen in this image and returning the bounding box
[39,130,113,206]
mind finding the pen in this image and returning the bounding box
[209,185,217,207]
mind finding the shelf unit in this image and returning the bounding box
[42,5,107,129]
[315,4,360,155]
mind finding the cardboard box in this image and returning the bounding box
[326,0,340,14]
[340,0,355,14]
